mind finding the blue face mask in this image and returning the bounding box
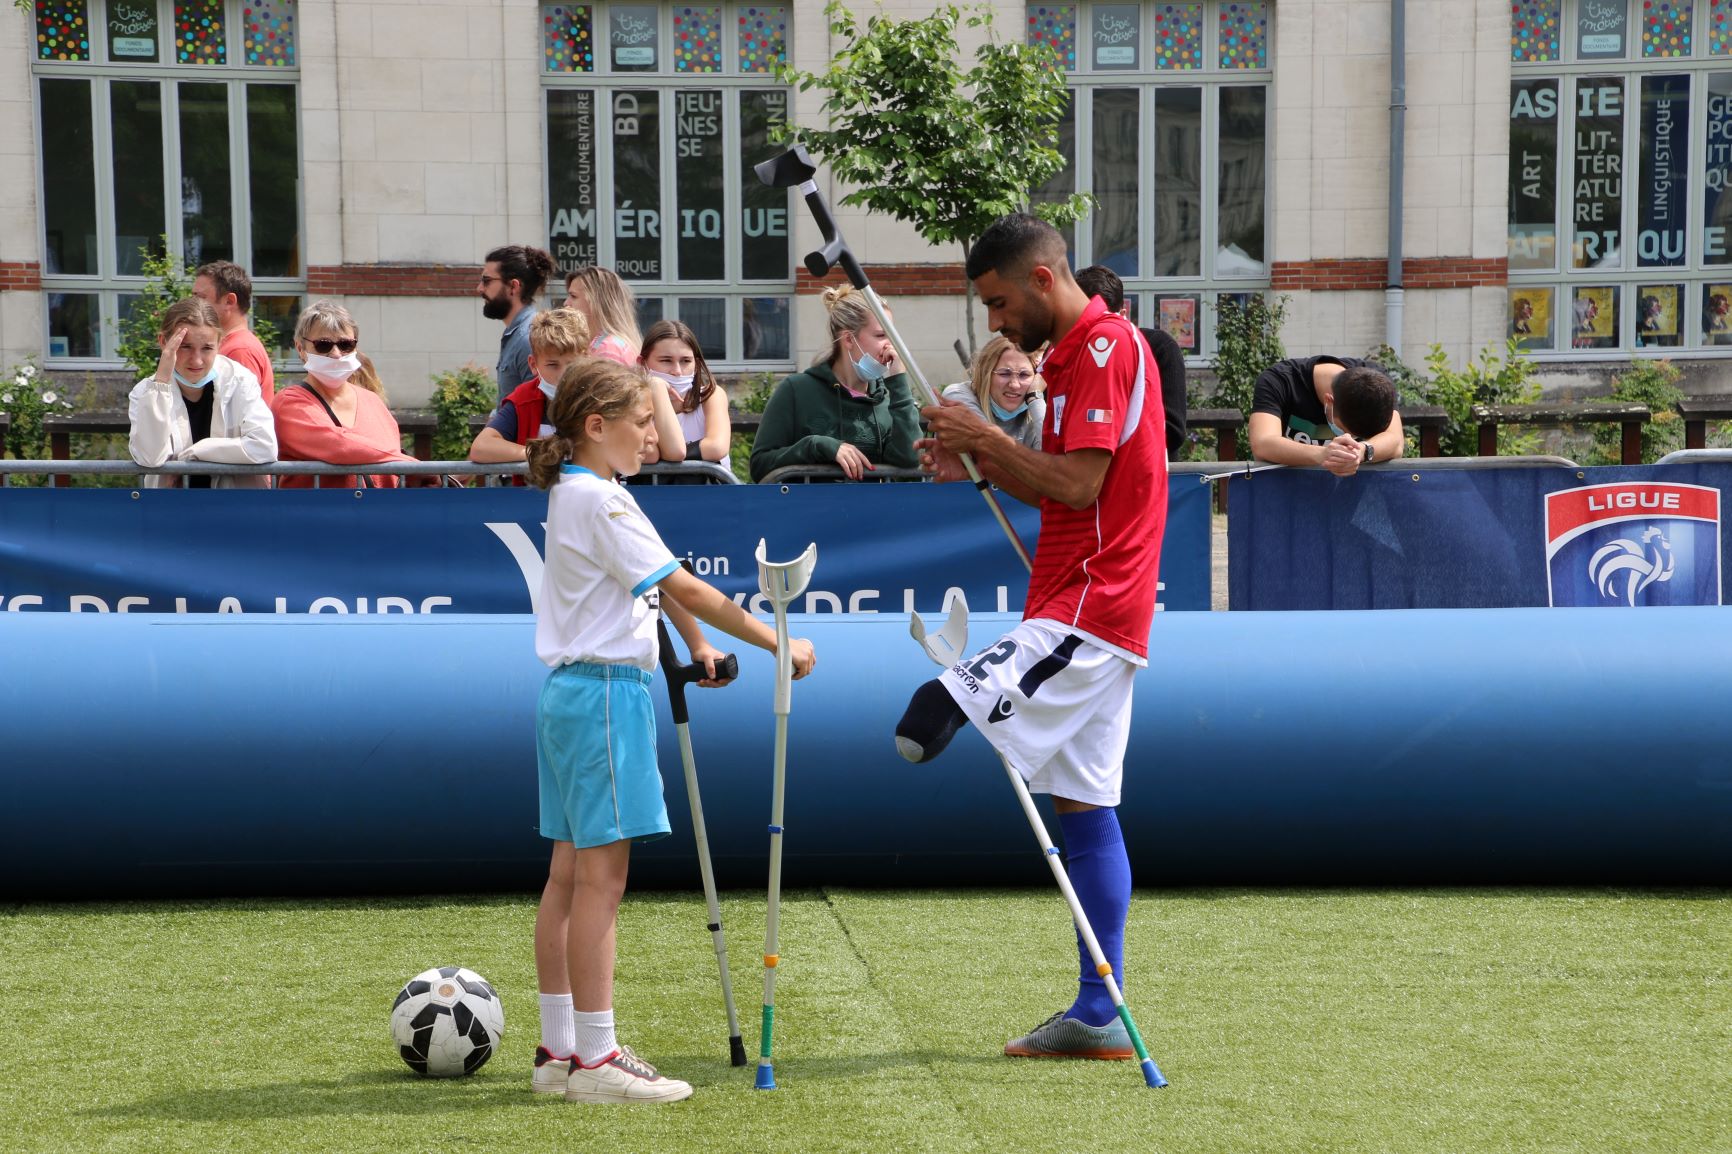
[991,399,1029,422]
[174,366,217,390]
[847,335,889,383]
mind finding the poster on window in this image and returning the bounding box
[547,91,598,275]
[1509,79,1559,271]
[1091,4,1140,69]
[1575,0,1628,59]
[1634,285,1682,347]
[1703,75,1732,266]
[1509,287,1553,350]
[1705,285,1732,344]
[1158,296,1197,350]
[1572,78,1624,269]
[1638,74,1690,268]
[610,5,659,69]
[1572,285,1619,348]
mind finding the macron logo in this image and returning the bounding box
[1088,335,1117,368]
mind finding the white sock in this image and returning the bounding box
[573,1008,618,1067]
[538,992,575,1058]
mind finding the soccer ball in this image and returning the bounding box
[390,966,504,1077]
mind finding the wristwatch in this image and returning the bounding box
[1361,441,1375,463]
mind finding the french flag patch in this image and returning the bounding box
[1085,408,1113,423]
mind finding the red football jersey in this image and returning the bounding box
[1024,296,1168,661]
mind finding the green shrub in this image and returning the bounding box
[114,238,280,381]
[1402,338,1541,457]
[429,363,497,462]
[1593,359,1684,464]
[0,357,74,461]
[728,371,782,483]
[1208,293,1288,458]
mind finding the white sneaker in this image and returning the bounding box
[564,1046,693,1104]
[532,1046,571,1094]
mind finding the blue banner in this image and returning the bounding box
[1229,463,1730,610]
[0,481,1211,614]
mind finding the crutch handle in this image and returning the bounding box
[656,615,739,726]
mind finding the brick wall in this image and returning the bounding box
[795,264,968,296]
[306,264,482,297]
[0,262,42,292]
[1271,257,1507,292]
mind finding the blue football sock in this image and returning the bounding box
[1058,806,1130,1028]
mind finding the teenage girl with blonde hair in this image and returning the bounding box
[564,267,643,365]
[748,284,922,481]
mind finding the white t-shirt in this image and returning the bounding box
[534,465,679,671]
[670,387,730,471]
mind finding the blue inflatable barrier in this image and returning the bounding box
[2,609,1728,898]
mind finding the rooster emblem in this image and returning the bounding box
[1587,527,1674,606]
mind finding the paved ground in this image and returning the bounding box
[1210,512,1228,610]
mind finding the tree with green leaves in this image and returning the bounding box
[777,1,1089,355]
[115,238,279,382]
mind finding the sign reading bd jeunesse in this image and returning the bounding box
[1545,482,1722,607]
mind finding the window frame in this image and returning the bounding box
[1510,0,1732,358]
[539,3,795,369]
[1032,1,1272,361]
[29,0,304,369]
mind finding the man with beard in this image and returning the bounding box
[899,213,1167,1063]
[480,245,558,402]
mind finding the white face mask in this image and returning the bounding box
[538,376,560,401]
[304,351,361,384]
[648,368,695,397]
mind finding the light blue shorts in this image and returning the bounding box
[536,661,671,849]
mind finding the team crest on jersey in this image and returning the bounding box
[1544,482,1721,607]
[1051,395,1066,435]
[1087,335,1117,368]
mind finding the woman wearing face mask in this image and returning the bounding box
[940,335,1046,451]
[128,296,277,489]
[271,300,417,488]
[748,285,922,482]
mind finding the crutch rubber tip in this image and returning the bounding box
[730,1036,749,1067]
[764,954,779,967]
[755,1064,778,1090]
[1141,1059,1168,1089]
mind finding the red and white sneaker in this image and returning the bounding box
[564,1046,693,1104]
[531,1046,572,1094]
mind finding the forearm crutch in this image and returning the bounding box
[911,598,1167,1089]
[756,144,1167,1089]
[754,146,1032,572]
[655,614,748,1068]
[752,538,817,1090]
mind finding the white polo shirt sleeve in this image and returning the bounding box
[593,487,680,598]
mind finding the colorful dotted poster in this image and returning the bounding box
[1218,1,1267,69]
[543,4,595,73]
[36,0,91,61]
[242,0,295,67]
[674,6,722,72]
[1511,0,1561,62]
[1026,4,1077,70]
[1153,3,1202,69]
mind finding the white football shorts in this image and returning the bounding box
[937,618,1135,807]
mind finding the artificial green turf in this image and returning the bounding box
[4,890,1728,1153]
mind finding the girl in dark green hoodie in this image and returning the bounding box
[748,285,924,481]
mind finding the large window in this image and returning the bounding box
[31,0,303,364]
[1027,0,1270,359]
[1510,0,1732,355]
[541,3,793,365]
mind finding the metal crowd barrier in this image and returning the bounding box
[1655,449,1732,466]
[757,465,929,484]
[0,459,740,487]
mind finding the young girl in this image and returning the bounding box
[127,296,277,488]
[525,358,815,1105]
[639,319,731,471]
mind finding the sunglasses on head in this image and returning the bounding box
[307,338,358,356]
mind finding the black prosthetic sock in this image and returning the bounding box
[894,678,969,763]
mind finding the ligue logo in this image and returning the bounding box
[1544,482,1721,607]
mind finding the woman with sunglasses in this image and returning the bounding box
[271,300,417,488]
[940,334,1046,451]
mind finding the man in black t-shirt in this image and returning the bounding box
[1248,356,1402,477]
[1073,266,1188,457]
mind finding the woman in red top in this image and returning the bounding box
[271,300,417,488]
